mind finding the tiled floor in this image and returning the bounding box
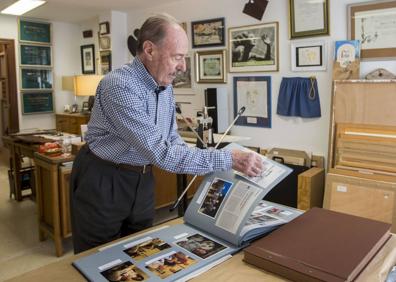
[0,147,178,281]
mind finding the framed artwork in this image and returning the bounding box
[348,1,396,60]
[173,56,194,94]
[22,92,53,114]
[333,40,361,80]
[20,44,51,66]
[19,19,51,44]
[229,22,278,73]
[99,21,110,35]
[100,51,112,75]
[289,0,329,39]
[233,76,271,128]
[291,40,327,71]
[99,36,111,50]
[20,68,52,90]
[80,44,95,74]
[191,17,225,48]
[195,50,226,83]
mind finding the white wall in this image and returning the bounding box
[126,0,396,159]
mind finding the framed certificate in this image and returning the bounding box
[289,0,329,39]
[348,0,396,60]
[195,50,226,83]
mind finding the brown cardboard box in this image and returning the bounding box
[267,147,311,167]
[297,167,325,210]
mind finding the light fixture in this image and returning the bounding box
[1,0,46,16]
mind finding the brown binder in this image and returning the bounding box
[244,208,391,282]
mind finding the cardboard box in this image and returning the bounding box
[267,147,310,167]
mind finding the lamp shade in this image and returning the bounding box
[74,75,103,96]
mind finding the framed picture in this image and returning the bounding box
[20,44,51,66]
[21,92,53,114]
[191,17,225,48]
[229,22,278,73]
[99,36,111,50]
[348,1,396,60]
[233,76,271,128]
[333,40,361,80]
[195,50,226,83]
[99,21,110,35]
[100,51,112,75]
[289,0,329,39]
[80,44,95,74]
[291,40,327,71]
[19,19,51,44]
[173,56,194,94]
[20,68,52,90]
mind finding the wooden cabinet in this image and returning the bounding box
[55,113,90,135]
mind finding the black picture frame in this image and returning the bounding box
[80,44,95,74]
[191,17,225,48]
[99,21,110,35]
[233,76,271,128]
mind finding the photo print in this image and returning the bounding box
[145,251,196,279]
[198,178,233,218]
[101,261,148,282]
[123,237,171,262]
[176,233,226,259]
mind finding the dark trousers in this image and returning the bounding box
[70,145,155,254]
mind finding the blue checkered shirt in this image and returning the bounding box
[85,57,232,175]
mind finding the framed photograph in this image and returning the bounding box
[289,0,329,39]
[21,92,53,114]
[195,50,226,83]
[99,36,111,50]
[191,17,225,48]
[19,19,51,44]
[80,44,95,74]
[20,68,52,90]
[233,76,271,128]
[291,40,327,71]
[348,0,396,60]
[99,21,110,35]
[100,50,112,75]
[173,56,194,94]
[20,44,51,66]
[229,22,278,73]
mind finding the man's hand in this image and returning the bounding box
[231,150,263,177]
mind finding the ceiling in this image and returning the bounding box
[1,0,181,23]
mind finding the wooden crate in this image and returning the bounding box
[324,169,396,232]
[297,167,325,210]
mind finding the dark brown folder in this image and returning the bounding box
[244,207,391,282]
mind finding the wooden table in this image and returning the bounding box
[5,218,396,282]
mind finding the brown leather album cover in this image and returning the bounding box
[244,207,391,282]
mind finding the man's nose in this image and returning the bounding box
[178,58,186,72]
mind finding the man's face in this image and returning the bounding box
[146,25,188,86]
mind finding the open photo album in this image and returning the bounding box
[72,143,303,281]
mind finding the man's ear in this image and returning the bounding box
[142,40,155,60]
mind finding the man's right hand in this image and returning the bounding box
[231,150,263,177]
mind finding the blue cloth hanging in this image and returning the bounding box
[277,77,321,118]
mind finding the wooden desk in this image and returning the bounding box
[5,218,396,282]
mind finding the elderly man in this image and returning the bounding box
[70,14,263,253]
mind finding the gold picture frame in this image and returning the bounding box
[195,50,226,83]
[348,0,396,60]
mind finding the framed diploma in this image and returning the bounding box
[195,50,226,83]
[289,0,329,39]
[348,0,396,60]
[291,40,327,71]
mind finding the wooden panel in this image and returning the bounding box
[153,167,177,209]
[297,167,324,210]
[59,166,72,237]
[55,114,90,135]
[324,169,396,232]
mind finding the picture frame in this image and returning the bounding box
[289,0,329,39]
[19,19,51,44]
[229,22,279,73]
[99,36,111,50]
[233,76,271,128]
[20,44,52,66]
[291,40,327,71]
[99,21,110,35]
[80,44,95,74]
[195,50,226,83]
[21,92,53,114]
[191,17,225,48]
[20,68,53,90]
[348,0,396,60]
[173,56,194,94]
[100,50,112,75]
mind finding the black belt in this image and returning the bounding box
[86,146,152,174]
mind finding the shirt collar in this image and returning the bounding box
[132,57,170,94]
